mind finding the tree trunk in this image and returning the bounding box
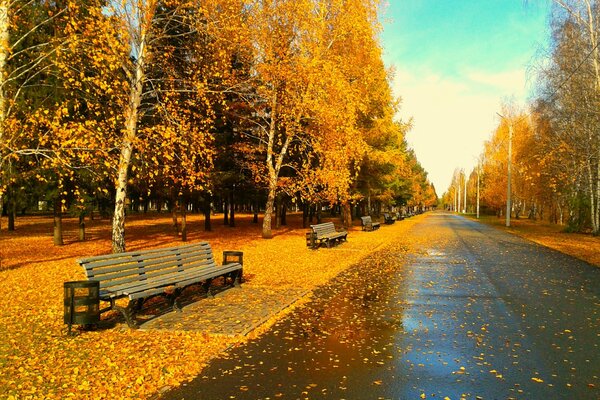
[280,199,287,226]
[78,214,85,241]
[53,198,63,246]
[111,27,148,253]
[316,202,322,224]
[261,91,292,239]
[595,150,600,235]
[262,180,276,238]
[181,200,187,242]
[275,196,281,229]
[223,196,229,225]
[302,202,308,228]
[341,202,352,229]
[203,195,212,232]
[7,194,14,231]
[112,138,133,253]
[253,198,259,223]
[229,187,235,227]
[171,199,179,236]
[588,159,599,234]
[0,1,8,197]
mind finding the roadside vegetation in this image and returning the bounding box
[443,1,600,237]
[467,214,599,267]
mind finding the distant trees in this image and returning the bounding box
[536,0,600,234]
[454,1,599,235]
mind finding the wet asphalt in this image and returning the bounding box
[162,213,600,400]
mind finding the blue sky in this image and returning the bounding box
[380,0,551,194]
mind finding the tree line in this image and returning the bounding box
[0,0,438,251]
[443,0,600,235]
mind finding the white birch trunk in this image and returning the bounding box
[261,92,278,239]
[111,34,147,253]
[0,1,8,231]
[589,156,599,234]
[0,0,8,177]
[595,149,600,234]
[261,91,292,239]
[0,0,7,137]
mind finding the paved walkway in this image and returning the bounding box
[163,213,600,400]
[140,285,309,336]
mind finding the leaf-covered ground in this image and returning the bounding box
[0,213,420,399]
[469,215,600,267]
[0,212,597,399]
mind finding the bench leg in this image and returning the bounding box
[169,288,183,312]
[233,269,243,288]
[203,279,214,298]
[113,300,138,329]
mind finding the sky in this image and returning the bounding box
[379,0,552,194]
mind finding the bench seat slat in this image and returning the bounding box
[103,263,243,300]
[88,257,216,283]
[125,263,241,301]
[97,260,220,293]
[81,247,214,271]
[77,242,212,264]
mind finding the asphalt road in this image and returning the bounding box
[163,213,600,400]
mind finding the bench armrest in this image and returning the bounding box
[223,250,243,266]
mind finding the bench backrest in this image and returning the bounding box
[310,222,337,238]
[361,216,372,226]
[78,242,216,291]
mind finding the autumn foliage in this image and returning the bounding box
[444,1,600,235]
[0,0,436,251]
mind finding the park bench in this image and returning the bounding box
[360,216,381,231]
[395,212,404,221]
[309,221,348,249]
[383,213,396,224]
[77,242,243,328]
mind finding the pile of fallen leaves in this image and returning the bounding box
[0,213,420,399]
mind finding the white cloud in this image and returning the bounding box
[391,66,528,193]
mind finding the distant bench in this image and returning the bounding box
[360,216,380,231]
[308,222,348,249]
[78,242,243,328]
[383,213,396,224]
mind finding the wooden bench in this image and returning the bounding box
[78,242,243,328]
[309,222,348,249]
[360,216,380,231]
[383,212,396,224]
[395,212,405,221]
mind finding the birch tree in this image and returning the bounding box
[0,0,65,226]
[544,0,600,233]
[59,0,240,252]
